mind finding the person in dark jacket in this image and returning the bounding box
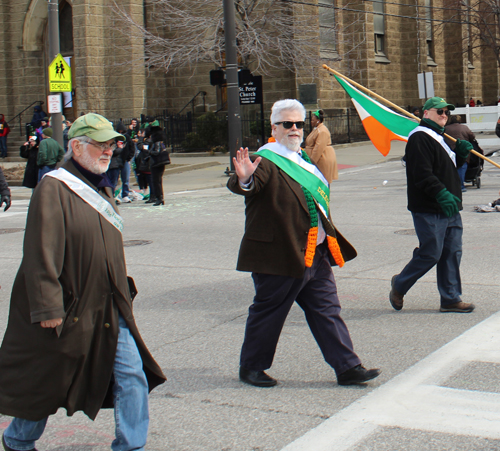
[445,115,475,192]
[0,114,11,158]
[495,118,500,139]
[227,99,379,388]
[146,126,168,206]
[36,128,64,181]
[20,135,40,189]
[29,105,47,129]
[390,97,474,314]
[0,167,11,211]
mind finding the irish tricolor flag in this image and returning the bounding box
[334,75,418,156]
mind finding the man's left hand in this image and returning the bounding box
[41,318,63,328]
[455,139,473,158]
[1,195,11,212]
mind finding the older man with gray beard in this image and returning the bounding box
[227,99,380,387]
[0,113,166,451]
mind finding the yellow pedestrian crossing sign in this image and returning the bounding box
[48,54,72,92]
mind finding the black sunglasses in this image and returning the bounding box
[274,121,305,129]
[434,109,451,116]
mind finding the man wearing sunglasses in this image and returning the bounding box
[228,99,380,388]
[390,97,474,313]
[0,113,166,451]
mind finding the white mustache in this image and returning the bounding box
[99,156,111,161]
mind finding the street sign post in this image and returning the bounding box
[48,54,72,92]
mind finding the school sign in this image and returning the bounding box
[48,54,72,92]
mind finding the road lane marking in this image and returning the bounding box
[282,311,500,450]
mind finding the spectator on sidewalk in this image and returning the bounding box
[36,128,64,181]
[116,122,132,203]
[20,135,40,189]
[445,115,475,192]
[146,125,169,206]
[29,105,47,129]
[0,167,11,211]
[0,114,11,159]
[107,139,125,203]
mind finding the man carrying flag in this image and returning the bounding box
[389,97,475,313]
[227,99,380,387]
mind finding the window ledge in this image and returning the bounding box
[375,53,391,64]
[427,56,438,67]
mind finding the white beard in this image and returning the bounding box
[280,135,302,152]
[79,151,111,174]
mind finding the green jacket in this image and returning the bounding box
[37,138,64,166]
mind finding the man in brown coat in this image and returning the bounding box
[228,99,380,387]
[0,113,166,451]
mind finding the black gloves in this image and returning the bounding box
[1,195,11,212]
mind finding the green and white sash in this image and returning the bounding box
[255,142,330,214]
[45,168,124,233]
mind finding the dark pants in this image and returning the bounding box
[457,162,467,190]
[393,211,463,306]
[107,168,121,193]
[38,165,56,182]
[151,166,165,200]
[240,243,361,376]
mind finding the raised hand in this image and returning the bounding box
[233,147,262,184]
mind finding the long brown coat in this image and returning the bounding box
[227,157,356,279]
[305,123,338,183]
[0,160,165,422]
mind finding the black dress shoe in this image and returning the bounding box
[2,434,38,451]
[337,364,381,386]
[239,367,277,387]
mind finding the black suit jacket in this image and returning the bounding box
[227,157,356,278]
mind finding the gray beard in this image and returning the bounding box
[79,151,111,174]
[280,135,302,152]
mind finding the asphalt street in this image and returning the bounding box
[1,143,500,450]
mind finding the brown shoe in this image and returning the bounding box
[389,275,404,311]
[440,301,475,313]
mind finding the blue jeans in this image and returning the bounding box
[0,136,7,157]
[457,162,467,189]
[3,315,149,451]
[38,165,56,182]
[393,211,463,306]
[120,162,131,198]
[107,168,121,194]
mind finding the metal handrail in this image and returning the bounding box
[178,91,207,115]
[6,100,44,136]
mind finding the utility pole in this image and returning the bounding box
[48,0,63,146]
[223,0,242,173]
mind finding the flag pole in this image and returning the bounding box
[322,64,500,170]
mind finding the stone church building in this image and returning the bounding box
[0,0,498,129]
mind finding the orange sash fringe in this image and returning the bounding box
[304,227,318,267]
[327,236,345,268]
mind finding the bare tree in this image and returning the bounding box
[441,0,500,66]
[112,0,364,75]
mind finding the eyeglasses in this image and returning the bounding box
[433,109,451,116]
[88,139,117,152]
[274,121,305,129]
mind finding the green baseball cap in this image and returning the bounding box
[68,113,125,141]
[423,97,455,111]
